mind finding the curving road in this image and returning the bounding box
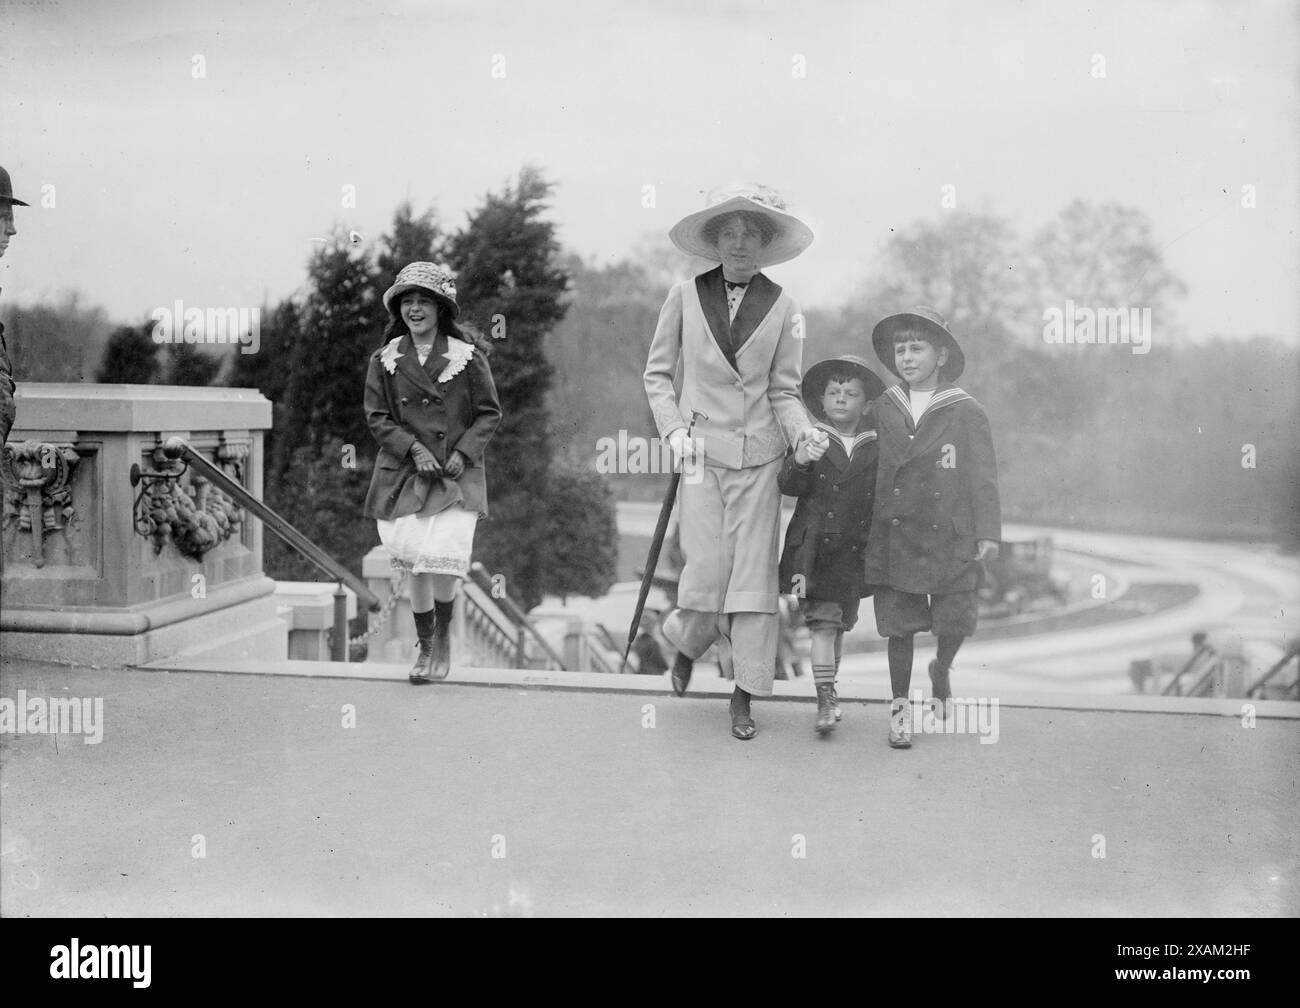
[613,503,1300,695]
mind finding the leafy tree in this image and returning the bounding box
[3,291,112,382]
[96,321,160,383]
[1028,200,1188,316]
[445,166,574,610]
[540,458,618,603]
[858,210,1025,364]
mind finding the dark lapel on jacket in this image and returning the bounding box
[394,333,441,397]
[695,266,736,371]
[422,332,451,385]
[731,272,781,358]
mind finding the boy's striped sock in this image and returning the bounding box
[813,664,836,685]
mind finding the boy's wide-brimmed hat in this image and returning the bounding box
[669,183,814,268]
[871,306,965,380]
[382,261,459,318]
[801,354,887,420]
[0,166,29,207]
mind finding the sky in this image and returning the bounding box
[0,0,1296,342]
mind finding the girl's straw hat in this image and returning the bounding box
[382,262,459,319]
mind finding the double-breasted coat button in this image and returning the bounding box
[422,397,430,405]
[401,397,409,404]
[934,491,941,497]
[932,524,939,530]
[436,432,446,440]
[827,511,835,519]
[893,488,901,496]
[891,518,900,526]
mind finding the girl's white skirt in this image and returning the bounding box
[376,505,479,577]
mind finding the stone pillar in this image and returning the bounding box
[1,383,286,667]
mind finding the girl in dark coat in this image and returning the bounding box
[363,262,502,682]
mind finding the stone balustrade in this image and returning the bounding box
[1,383,286,667]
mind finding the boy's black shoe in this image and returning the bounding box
[671,652,694,696]
[888,697,912,748]
[928,659,954,721]
[815,682,837,735]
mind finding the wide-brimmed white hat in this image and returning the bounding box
[669,183,814,268]
[382,261,459,318]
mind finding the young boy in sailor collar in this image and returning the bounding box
[861,308,1001,748]
[778,354,886,735]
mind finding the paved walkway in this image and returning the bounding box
[1,663,1295,916]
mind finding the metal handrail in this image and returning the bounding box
[160,436,381,618]
[466,562,567,670]
[1247,642,1300,699]
[1161,643,1217,697]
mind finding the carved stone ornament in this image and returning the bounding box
[3,441,82,569]
[132,442,245,560]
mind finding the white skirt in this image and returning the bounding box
[376,505,479,577]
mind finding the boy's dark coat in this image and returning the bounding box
[362,331,502,521]
[862,382,1001,595]
[778,421,879,602]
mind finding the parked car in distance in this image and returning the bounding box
[978,536,1069,619]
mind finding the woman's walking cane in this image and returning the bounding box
[620,409,708,672]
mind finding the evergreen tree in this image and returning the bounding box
[282,234,379,461]
[225,298,301,483]
[446,166,571,611]
[375,201,445,282]
[96,322,160,383]
[163,341,222,386]
[263,436,377,582]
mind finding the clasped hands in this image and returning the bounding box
[793,427,830,465]
[409,442,467,479]
[789,429,1000,563]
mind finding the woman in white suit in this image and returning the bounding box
[644,183,822,739]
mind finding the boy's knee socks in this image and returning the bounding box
[935,634,963,672]
[887,635,914,698]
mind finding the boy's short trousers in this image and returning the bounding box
[872,587,977,638]
[800,596,860,633]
